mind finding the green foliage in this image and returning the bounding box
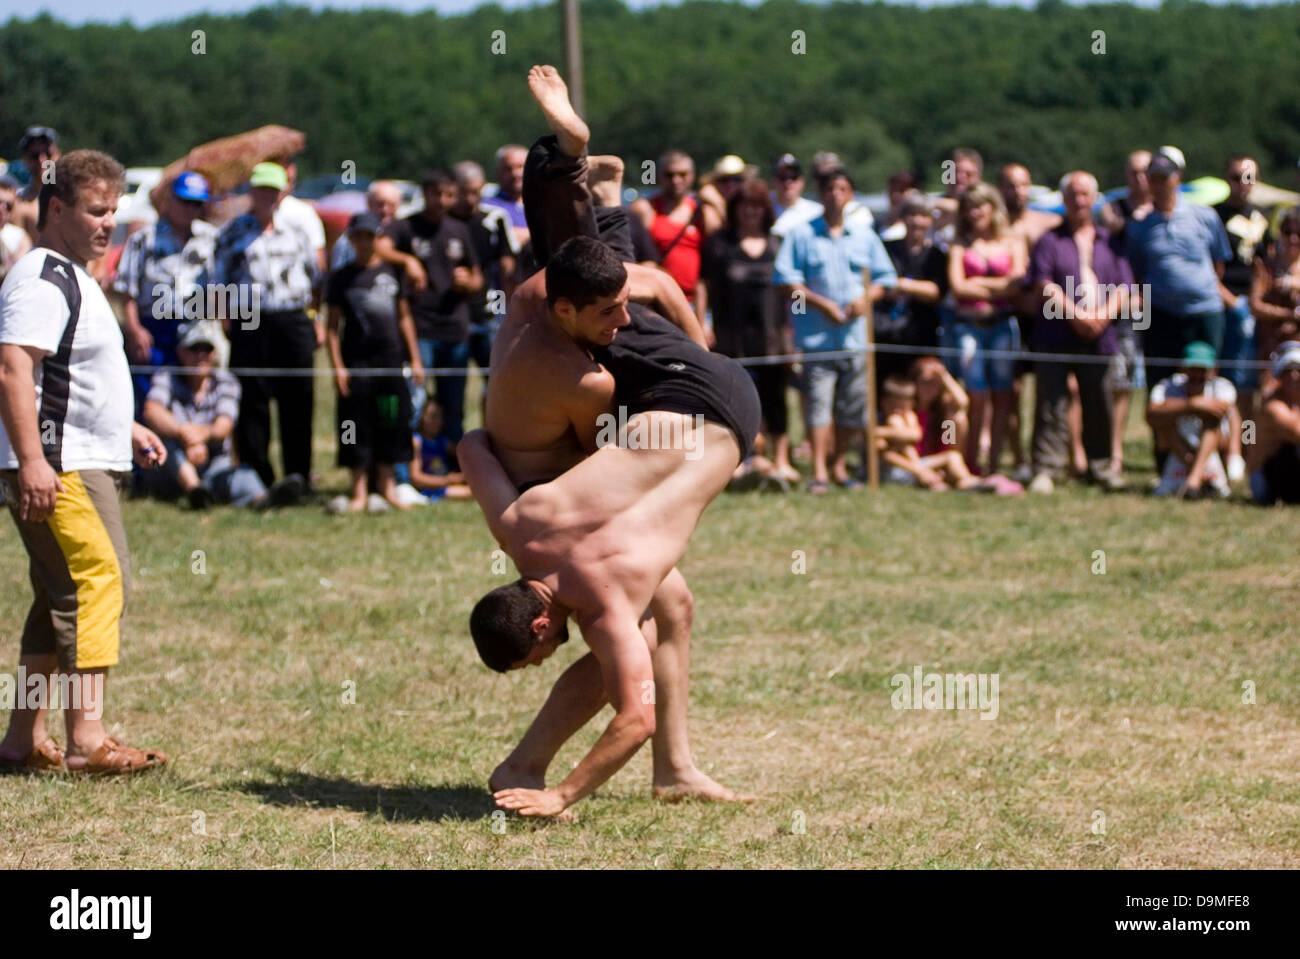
[1,1,1297,190]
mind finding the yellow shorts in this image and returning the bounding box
[2,469,129,670]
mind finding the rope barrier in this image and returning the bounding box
[132,341,1275,378]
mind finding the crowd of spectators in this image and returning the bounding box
[4,122,1298,509]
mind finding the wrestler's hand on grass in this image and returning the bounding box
[494,787,569,818]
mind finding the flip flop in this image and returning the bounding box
[0,737,65,775]
[807,479,830,495]
[67,737,167,776]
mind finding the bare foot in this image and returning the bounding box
[489,760,545,794]
[653,768,755,804]
[527,64,588,158]
[588,155,624,207]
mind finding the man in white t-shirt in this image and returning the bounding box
[274,159,328,281]
[1146,341,1237,498]
[0,149,168,775]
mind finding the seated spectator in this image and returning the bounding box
[1249,207,1300,395]
[142,321,300,509]
[947,182,1027,475]
[409,396,472,501]
[1146,342,1237,498]
[912,355,970,457]
[876,376,980,490]
[326,212,423,514]
[699,178,798,484]
[1246,342,1300,504]
[877,191,947,390]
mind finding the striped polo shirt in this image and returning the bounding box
[0,247,133,471]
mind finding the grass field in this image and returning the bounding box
[1,371,1298,869]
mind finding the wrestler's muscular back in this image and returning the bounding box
[510,419,741,624]
[486,275,616,488]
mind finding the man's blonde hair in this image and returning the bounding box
[38,149,124,230]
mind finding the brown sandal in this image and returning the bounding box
[69,737,167,776]
[0,737,66,775]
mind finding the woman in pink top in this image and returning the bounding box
[947,182,1027,474]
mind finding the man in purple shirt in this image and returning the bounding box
[1025,171,1134,492]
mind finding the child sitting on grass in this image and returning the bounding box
[877,375,981,490]
[410,396,473,501]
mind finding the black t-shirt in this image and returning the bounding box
[700,229,783,358]
[326,262,407,369]
[878,238,947,348]
[1214,200,1269,297]
[382,213,479,342]
[629,212,660,265]
[453,207,513,327]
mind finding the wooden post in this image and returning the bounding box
[863,299,880,491]
[562,0,584,116]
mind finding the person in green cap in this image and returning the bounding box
[211,161,320,495]
[1146,340,1239,498]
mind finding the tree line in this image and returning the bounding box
[2,0,1297,192]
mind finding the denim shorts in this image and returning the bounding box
[952,314,1019,392]
[800,353,866,429]
[1110,332,1147,391]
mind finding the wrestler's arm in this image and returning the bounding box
[458,429,520,549]
[495,604,656,817]
[561,369,617,454]
[626,263,708,348]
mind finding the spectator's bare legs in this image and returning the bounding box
[1067,373,1087,474]
[810,424,833,485]
[0,652,57,760]
[988,389,1014,473]
[176,458,201,494]
[374,464,408,511]
[966,390,989,472]
[347,468,369,512]
[1009,376,1027,471]
[924,450,980,489]
[1183,425,1221,495]
[831,427,857,484]
[60,668,109,770]
[1111,386,1132,470]
[528,65,589,158]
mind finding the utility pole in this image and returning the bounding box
[562,0,584,115]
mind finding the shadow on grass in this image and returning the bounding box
[238,768,492,823]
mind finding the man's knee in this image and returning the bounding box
[652,576,694,638]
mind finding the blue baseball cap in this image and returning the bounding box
[172,171,211,203]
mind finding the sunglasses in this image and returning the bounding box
[185,344,216,354]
